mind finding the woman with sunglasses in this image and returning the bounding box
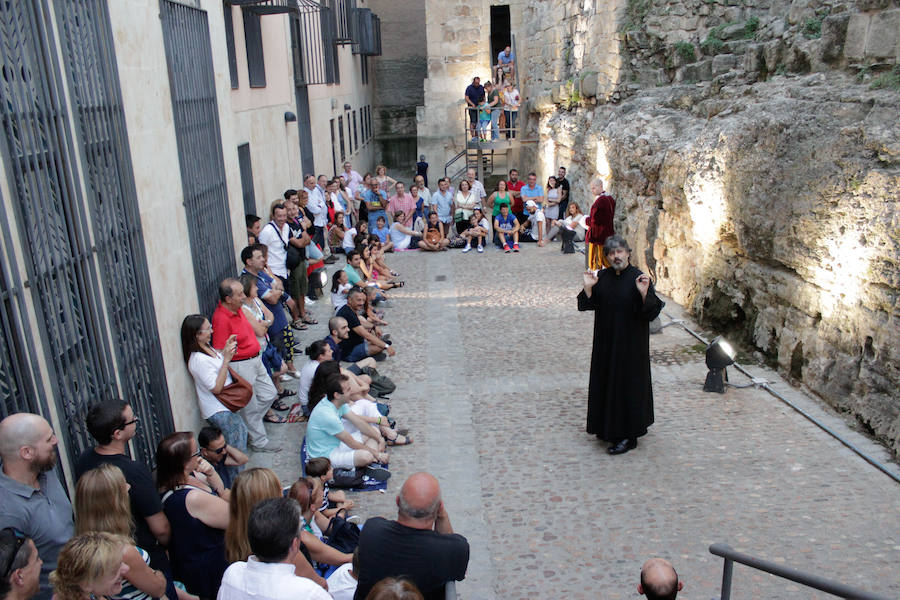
[156,432,229,599]
[0,528,41,600]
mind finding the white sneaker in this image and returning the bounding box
[477,245,484,253]
[461,245,472,253]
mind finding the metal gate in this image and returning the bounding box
[0,1,173,466]
[160,0,236,317]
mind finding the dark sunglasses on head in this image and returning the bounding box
[1,528,26,579]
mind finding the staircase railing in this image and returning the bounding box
[709,543,890,600]
[443,148,467,181]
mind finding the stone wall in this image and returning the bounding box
[368,0,427,170]
[518,0,900,453]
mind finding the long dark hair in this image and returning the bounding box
[307,361,342,411]
[305,340,329,360]
[180,315,207,364]
[331,269,347,293]
[156,432,194,492]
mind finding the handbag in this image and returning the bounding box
[213,367,253,412]
[269,223,302,270]
[324,508,360,553]
[454,209,466,223]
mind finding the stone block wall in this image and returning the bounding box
[367,0,427,170]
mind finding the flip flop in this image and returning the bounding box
[292,320,309,330]
[273,396,293,408]
[264,413,288,424]
[386,433,413,446]
[302,317,319,325]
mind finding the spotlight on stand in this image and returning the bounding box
[703,336,737,393]
[307,267,328,301]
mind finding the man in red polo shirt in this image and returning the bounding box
[211,278,281,453]
[506,168,525,223]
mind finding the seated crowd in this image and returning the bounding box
[0,162,678,600]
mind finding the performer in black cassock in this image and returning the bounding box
[577,235,664,455]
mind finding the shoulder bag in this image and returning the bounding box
[214,367,253,412]
[269,222,302,271]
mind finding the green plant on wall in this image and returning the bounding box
[869,65,900,91]
[562,78,582,109]
[623,0,652,31]
[802,17,822,39]
[744,16,760,38]
[701,32,724,55]
[674,41,696,63]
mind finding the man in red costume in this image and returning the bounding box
[586,178,616,270]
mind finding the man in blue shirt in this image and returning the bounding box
[496,45,515,83]
[362,178,388,230]
[430,177,455,236]
[464,77,484,141]
[306,373,389,479]
[519,172,545,222]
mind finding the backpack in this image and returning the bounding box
[361,366,396,398]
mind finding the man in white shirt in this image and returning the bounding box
[217,497,331,600]
[341,161,363,197]
[326,550,359,600]
[522,200,546,246]
[256,203,290,279]
[304,174,328,248]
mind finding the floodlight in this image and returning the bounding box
[703,336,737,393]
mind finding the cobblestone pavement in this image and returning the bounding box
[250,241,900,600]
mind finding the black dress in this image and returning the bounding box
[577,265,664,442]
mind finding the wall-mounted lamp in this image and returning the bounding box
[284,111,297,123]
[343,103,351,111]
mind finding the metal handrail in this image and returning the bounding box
[710,543,891,600]
[444,149,466,180]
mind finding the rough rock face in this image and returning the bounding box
[519,0,900,454]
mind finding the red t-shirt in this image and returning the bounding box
[587,194,616,244]
[506,180,525,213]
[211,302,260,360]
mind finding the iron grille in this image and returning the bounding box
[290,0,337,86]
[160,0,236,317]
[0,190,42,419]
[55,0,174,466]
[223,2,239,88]
[0,1,120,464]
[242,8,266,87]
[332,0,355,43]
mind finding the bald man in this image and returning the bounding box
[354,473,469,600]
[638,558,682,600]
[0,413,73,600]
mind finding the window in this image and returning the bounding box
[243,8,266,87]
[338,115,345,162]
[238,143,256,216]
[360,54,368,85]
[346,111,352,155]
[330,118,338,175]
[223,3,238,88]
[352,110,358,150]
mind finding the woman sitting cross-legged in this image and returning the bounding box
[156,432,230,600]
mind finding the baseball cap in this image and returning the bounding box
[525,200,537,209]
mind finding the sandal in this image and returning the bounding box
[302,316,318,325]
[264,412,288,424]
[390,271,400,277]
[274,393,294,405]
[292,320,308,330]
[386,432,413,446]
[395,281,405,288]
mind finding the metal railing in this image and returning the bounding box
[710,544,891,600]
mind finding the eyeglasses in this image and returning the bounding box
[1,528,26,579]
[118,417,139,431]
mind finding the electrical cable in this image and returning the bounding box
[661,311,900,486]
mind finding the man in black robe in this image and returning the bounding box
[577,235,664,454]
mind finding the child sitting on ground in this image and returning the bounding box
[460,207,490,253]
[306,457,355,518]
[331,270,352,312]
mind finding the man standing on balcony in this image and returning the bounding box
[464,77,484,141]
[497,45,515,84]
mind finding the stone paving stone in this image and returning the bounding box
[249,241,900,600]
